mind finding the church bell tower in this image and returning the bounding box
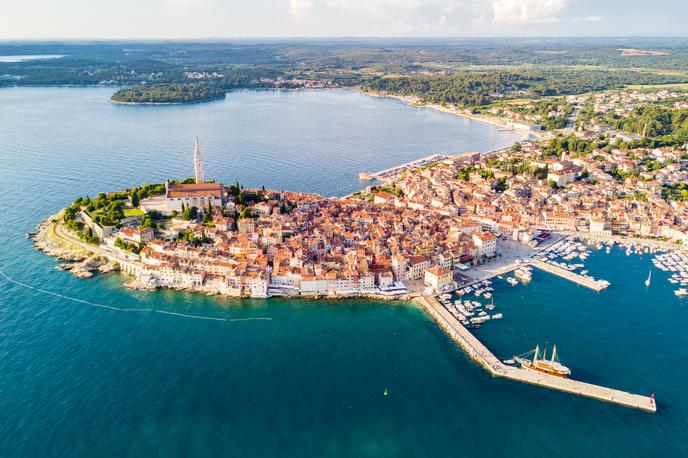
[194,137,205,184]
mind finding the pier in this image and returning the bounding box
[360,154,448,182]
[529,259,609,291]
[417,295,656,413]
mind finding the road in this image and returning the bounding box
[52,221,133,266]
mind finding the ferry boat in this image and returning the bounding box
[514,345,571,378]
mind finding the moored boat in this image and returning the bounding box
[514,345,571,378]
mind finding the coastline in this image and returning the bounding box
[110,95,226,106]
[32,215,418,301]
[359,89,544,139]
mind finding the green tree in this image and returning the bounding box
[182,206,198,221]
[131,189,140,207]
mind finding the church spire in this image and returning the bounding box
[194,137,204,184]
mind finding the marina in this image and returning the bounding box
[418,295,657,413]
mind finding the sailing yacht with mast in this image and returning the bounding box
[514,345,571,378]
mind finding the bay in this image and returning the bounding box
[1,87,683,457]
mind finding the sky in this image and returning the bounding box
[0,0,686,39]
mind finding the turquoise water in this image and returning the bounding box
[0,87,684,457]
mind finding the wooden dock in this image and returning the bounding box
[529,259,609,291]
[417,295,656,413]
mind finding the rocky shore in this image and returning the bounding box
[31,216,120,278]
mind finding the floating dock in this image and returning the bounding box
[417,295,656,413]
[529,259,609,291]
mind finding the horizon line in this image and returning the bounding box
[1,35,688,43]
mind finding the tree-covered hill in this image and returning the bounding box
[111,83,225,104]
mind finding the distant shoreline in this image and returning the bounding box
[359,89,543,138]
[110,98,224,106]
[110,93,226,106]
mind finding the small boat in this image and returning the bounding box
[514,345,571,378]
[645,270,651,287]
[502,359,516,365]
[675,288,688,297]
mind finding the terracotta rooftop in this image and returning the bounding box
[166,182,223,198]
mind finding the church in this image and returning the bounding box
[140,139,224,214]
[165,138,224,212]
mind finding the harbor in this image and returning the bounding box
[417,294,657,413]
[358,154,448,182]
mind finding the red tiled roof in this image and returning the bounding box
[166,182,223,198]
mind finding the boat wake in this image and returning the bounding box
[0,269,273,323]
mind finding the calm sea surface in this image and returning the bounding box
[0,87,684,457]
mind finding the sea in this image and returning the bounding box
[0,87,685,457]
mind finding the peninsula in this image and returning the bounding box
[34,93,688,299]
[111,83,226,105]
[31,90,685,413]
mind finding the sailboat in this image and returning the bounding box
[645,270,652,287]
[514,345,571,378]
[486,297,495,310]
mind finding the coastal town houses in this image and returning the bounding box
[424,266,453,292]
[96,132,688,300]
[119,227,154,246]
[472,232,497,258]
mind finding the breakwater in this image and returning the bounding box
[529,259,609,291]
[416,295,656,413]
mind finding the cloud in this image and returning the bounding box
[289,0,314,19]
[287,0,470,33]
[573,15,602,22]
[167,0,209,14]
[290,0,429,17]
[492,0,567,25]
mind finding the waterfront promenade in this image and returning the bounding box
[416,295,656,413]
[460,240,533,285]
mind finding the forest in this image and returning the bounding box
[364,68,688,108]
[111,83,226,104]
